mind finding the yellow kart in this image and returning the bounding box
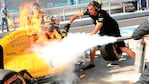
[0,2,73,83]
[0,25,69,84]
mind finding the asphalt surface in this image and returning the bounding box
[78,53,137,84]
[0,15,148,84]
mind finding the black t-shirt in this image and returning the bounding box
[83,10,121,37]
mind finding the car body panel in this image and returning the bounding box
[0,29,61,78]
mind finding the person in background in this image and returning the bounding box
[0,3,9,32]
[30,2,42,17]
[30,2,43,35]
[140,0,147,10]
[64,1,136,71]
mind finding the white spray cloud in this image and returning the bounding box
[32,32,117,84]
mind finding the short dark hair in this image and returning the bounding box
[88,1,101,11]
[32,2,40,8]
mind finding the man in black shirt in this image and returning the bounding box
[64,1,135,70]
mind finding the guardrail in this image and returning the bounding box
[7,0,147,30]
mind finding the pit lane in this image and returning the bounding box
[0,16,148,84]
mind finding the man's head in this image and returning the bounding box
[87,1,101,15]
[43,15,60,32]
[51,15,60,26]
[31,2,40,14]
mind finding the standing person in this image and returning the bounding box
[140,0,147,10]
[30,2,43,34]
[0,3,9,32]
[64,1,136,71]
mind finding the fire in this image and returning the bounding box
[19,2,43,35]
[18,2,62,45]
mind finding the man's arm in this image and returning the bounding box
[63,12,84,33]
[0,8,4,15]
[68,12,84,24]
[90,22,103,35]
[132,19,149,40]
[1,8,7,18]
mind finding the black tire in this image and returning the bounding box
[0,69,26,84]
[0,45,3,69]
[100,43,122,61]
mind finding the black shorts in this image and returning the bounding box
[98,41,125,61]
[97,41,125,48]
[115,41,126,47]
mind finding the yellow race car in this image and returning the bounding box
[0,2,73,83]
[0,17,70,84]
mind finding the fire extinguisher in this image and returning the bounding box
[134,39,146,73]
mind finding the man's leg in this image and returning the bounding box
[4,18,9,31]
[90,47,97,64]
[1,18,4,32]
[80,47,96,71]
[120,47,136,59]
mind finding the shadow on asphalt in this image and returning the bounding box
[78,53,135,84]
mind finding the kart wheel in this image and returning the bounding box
[100,43,122,61]
[0,45,3,68]
[0,69,26,84]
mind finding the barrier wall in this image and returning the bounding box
[0,0,138,13]
[45,0,68,8]
[78,0,93,4]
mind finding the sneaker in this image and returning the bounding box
[80,64,95,71]
[111,61,120,65]
[107,61,119,66]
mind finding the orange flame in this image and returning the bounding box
[19,2,43,35]
[18,2,62,46]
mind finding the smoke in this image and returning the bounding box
[32,32,117,84]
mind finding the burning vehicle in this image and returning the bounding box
[0,2,72,84]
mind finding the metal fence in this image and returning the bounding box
[0,0,93,13]
[0,0,144,13]
[0,0,148,29]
